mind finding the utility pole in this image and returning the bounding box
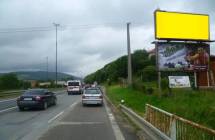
[127,22,132,86]
[53,23,60,87]
[46,56,49,81]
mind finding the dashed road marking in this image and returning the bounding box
[48,101,78,124]
[0,98,16,103]
[48,111,64,124]
[70,101,78,108]
[0,106,17,113]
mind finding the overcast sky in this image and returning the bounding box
[0,0,215,77]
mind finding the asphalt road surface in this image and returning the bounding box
[0,91,137,140]
[0,98,17,113]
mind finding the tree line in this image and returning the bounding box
[0,73,31,90]
[84,49,157,84]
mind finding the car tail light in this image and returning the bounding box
[35,96,41,101]
[99,95,103,99]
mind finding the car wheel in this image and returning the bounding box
[18,107,24,111]
[43,102,48,110]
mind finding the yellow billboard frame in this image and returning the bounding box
[154,10,210,41]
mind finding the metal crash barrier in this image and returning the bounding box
[145,104,215,140]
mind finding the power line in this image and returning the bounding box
[0,22,129,33]
[0,29,54,33]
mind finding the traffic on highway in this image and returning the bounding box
[0,85,129,140]
[1,0,214,140]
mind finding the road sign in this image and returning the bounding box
[169,76,191,88]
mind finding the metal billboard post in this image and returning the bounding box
[207,70,210,87]
[194,71,197,88]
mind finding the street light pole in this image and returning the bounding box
[127,22,132,86]
[53,23,60,87]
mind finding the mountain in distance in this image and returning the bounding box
[0,71,81,81]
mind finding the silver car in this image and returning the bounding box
[82,88,103,106]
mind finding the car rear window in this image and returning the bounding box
[68,82,79,86]
[84,89,100,94]
[23,90,45,95]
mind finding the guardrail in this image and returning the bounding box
[0,88,65,98]
[120,104,171,140]
[145,104,215,140]
[0,90,25,98]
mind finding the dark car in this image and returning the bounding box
[17,89,57,111]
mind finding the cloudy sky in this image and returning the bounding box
[0,0,215,77]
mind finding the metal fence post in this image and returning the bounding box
[145,104,148,119]
[170,116,177,140]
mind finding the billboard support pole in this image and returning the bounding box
[158,71,161,96]
[194,71,197,88]
[155,42,161,96]
[207,70,210,87]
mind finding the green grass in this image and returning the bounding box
[106,85,215,130]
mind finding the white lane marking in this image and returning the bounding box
[0,106,17,113]
[48,101,78,124]
[0,98,16,103]
[58,121,104,125]
[48,111,64,124]
[70,101,78,108]
[104,100,125,140]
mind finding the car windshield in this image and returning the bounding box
[84,89,100,94]
[68,82,79,86]
[23,90,45,95]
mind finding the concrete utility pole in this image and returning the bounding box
[46,56,49,81]
[53,23,60,87]
[127,22,132,86]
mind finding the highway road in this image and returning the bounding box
[0,98,17,113]
[0,91,137,140]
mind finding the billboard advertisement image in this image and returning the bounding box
[158,42,209,71]
[155,10,210,41]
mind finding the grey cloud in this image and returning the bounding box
[0,0,215,76]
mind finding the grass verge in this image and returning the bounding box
[106,85,215,130]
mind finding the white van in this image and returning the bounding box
[67,80,82,95]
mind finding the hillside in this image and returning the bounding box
[0,71,78,81]
[84,49,156,83]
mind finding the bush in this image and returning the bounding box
[132,80,146,93]
[146,87,154,94]
[141,65,157,82]
[161,78,169,90]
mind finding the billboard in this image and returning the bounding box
[155,10,210,41]
[168,76,191,88]
[157,42,209,71]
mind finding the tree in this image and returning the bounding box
[84,49,156,84]
[141,65,157,82]
[0,73,20,89]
